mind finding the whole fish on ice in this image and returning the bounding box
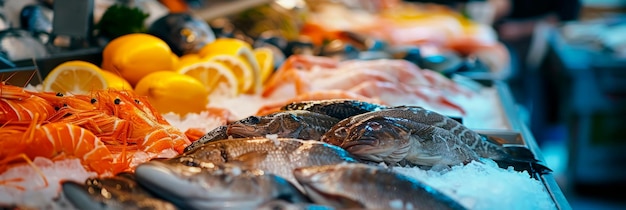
[321,107,550,172]
[135,159,308,210]
[62,172,176,210]
[293,163,467,210]
[176,138,358,188]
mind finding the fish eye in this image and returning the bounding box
[244,116,260,124]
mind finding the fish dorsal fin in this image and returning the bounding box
[231,151,268,166]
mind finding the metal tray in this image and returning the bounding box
[492,81,572,210]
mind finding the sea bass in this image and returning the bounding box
[62,172,177,210]
[184,125,228,152]
[293,163,467,210]
[177,138,358,188]
[280,99,387,120]
[227,110,340,141]
[321,107,548,171]
[135,160,308,210]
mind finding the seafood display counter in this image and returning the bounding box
[0,1,571,209]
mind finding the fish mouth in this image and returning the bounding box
[341,138,384,155]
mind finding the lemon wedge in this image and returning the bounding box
[134,71,209,116]
[199,38,261,93]
[42,60,107,95]
[253,47,274,84]
[177,60,239,97]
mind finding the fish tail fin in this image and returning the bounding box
[495,145,552,175]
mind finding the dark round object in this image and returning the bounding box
[148,13,215,56]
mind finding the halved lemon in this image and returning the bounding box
[198,38,261,93]
[42,60,107,95]
[254,47,274,84]
[205,54,254,94]
[177,60,239,97]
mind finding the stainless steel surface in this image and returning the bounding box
[495,81,572,210]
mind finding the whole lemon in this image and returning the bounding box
[134,71,209,116]
[102,33,177,86]
[101,70,133,90]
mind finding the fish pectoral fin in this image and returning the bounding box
[231,151,269,166]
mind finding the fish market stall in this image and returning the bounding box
[0,0,570,209]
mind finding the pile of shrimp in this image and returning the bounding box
[256,55,474,116]
[0,82,228,179]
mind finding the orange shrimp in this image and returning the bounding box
[89,89,190,154]
[30,91,96,112]
[1,114,128,177]
[1,83,55,123]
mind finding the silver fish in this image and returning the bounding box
[321,107,526,167]
[62,173,177,210]
[227,110,340,140]
[175,138,359,188]
[135,160,307,210]
[293,163,467,210]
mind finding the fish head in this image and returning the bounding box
[228,115,278,137]
[339,116,412,164]
[182,143,230,163]
[135,160,270,209]
[229,112,305,138]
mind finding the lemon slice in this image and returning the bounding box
[254,47,274,84]
[101,71,132,91]
[43,60,107,95]
[205,54,254,94]
[199,38,261,93]
[177,60,239,97]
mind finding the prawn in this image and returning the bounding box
[1,83,55,123]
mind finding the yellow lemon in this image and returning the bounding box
[134,71,209,116]
[177,53,202,69]
[177,60,239,97]
[198,38,261,93]
[102,33,176,86]
[254,47,274,84]
[101,70,132,90]
[205,54,255,94]
[42,60,107,95]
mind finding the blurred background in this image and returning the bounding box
[1,0,626,209]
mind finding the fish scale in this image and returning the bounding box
[280,99,388,120]
[228,110,340,140]
[334,106,509,159]
[175,138,358,189]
